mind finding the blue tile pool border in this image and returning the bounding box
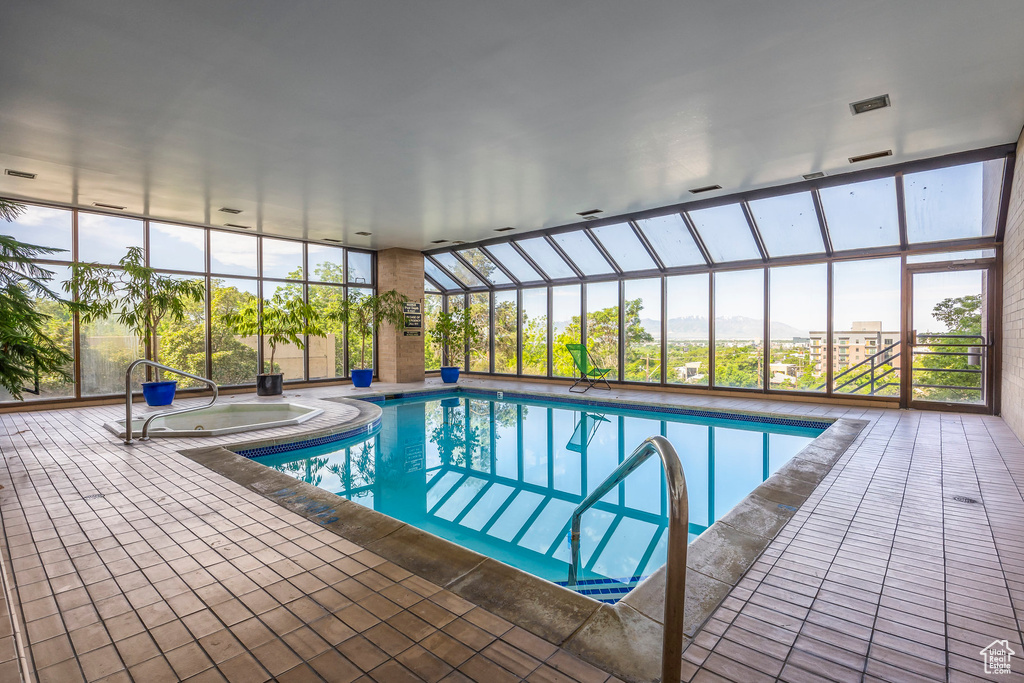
[233,416,382,459]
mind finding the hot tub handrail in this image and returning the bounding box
[124,360,219,445]
[567,435,688,683]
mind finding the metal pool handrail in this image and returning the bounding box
[567,435,688,683]
[124,360,218,445]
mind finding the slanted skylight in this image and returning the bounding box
[515,237,577,279]
[687,204,761,263]
[590,223,657,272]
[483,243,543,283]
[432,252,487,287]
[634,214,706,268]
[904,159,1004,243]
[424,258,461,291]
[551,230,615,275]
[819,177,900,251]
[459,248,511,285]
[748,192,824,257]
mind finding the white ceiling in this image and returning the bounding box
[1,0,1023,251]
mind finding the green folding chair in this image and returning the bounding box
[565,343,612,393]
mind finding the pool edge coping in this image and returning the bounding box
[178,395,867,683]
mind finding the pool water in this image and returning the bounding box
[254,394,823,602]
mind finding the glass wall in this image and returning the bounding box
[714,269,764,389]
[586,282,619,380]
[552,285,581,377]
[521,288,548,376]
[831,258,901,395]
[623,279,660,382]
[468,292,490,372]
[769,264,826,392]
[493,290,518,374]
[420,152,1009,409]
[0,209,75,402]
[666,274,709,386]
[0,202,375,403]
[424,292,443,371]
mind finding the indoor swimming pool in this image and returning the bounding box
[252,392,827,602]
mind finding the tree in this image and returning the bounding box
[68,246,205,380]
[156,280,260,387]
[222,291,322,375]
[0,210,79,399]
[915,294,984,402]
[553,298,652,380]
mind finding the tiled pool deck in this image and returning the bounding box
[1,379,1022,682]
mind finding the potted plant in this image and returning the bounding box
[429,309,479,384]
[0,201,80,400]
[333,289,408,388]
[222,291,323,396]
[69,247,204,406]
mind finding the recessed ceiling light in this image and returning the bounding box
[582,215,599,220]
[93,202,126,210]
[576,209,602,217]
[322,238,342,243]
[850,94,891,115]
[224,223,251,229]
[495,227,515,232]
[451,240,466,245]
[803,172,826,181]
[4,169,36,179]
[848,150,893,164]
[689,184,722,194]
[218,207,242,214]
[355,231,372,236]
[430,239,449,244]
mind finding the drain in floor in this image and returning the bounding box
[953,495,979,504]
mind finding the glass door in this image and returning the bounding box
[908,266,993,410]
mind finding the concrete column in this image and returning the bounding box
[377,248,425,383]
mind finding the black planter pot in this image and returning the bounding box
[256,373,284,396]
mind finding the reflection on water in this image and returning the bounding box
[257,397,819,595]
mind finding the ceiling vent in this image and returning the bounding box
[495,227,515,232]
[849,150,893,164]
[430,239,449,244]
[322,238,342,243]
[576,209,602,217]
[224,223,251,229]
[355,231,372,236]
[850,94,891,115]
[93,202,126,210]
[689,184,722,194]
[802,172,826,181]
[218,207,242,214]
[4,169,36,179]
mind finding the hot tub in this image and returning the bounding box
[105,402,323,438]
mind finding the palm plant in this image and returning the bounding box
[67,246,205,375]
[334,289,408,370]
[222,291,323,375]
[0,200,79,399]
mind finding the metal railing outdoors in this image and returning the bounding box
[911,333,987,402]
[817,341,901,396]
[124,360,218,445]
[567,435,688,683]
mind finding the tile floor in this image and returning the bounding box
[1,379,1022,682]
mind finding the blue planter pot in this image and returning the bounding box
[351,368,374,388]
[440,366,460,384]
[142,380,177,407]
